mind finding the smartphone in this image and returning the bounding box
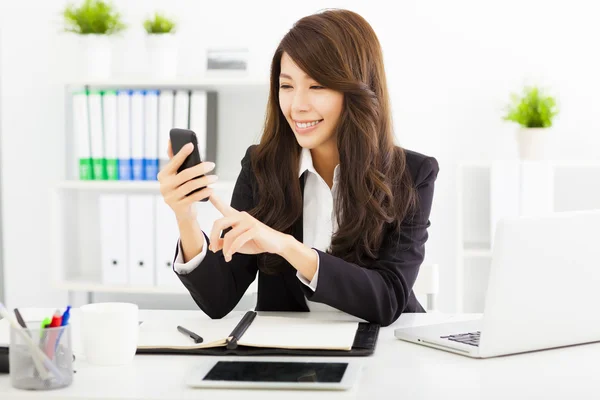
[169,128,209,202]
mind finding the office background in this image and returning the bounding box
[1,0,600,312]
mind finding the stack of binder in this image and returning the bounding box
[99,194,181,287]
[99,188,233,288]
[72,89,218,181]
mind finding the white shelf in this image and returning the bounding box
[463,249,492,258]
[54,277,258,296]
[55,278,189,295]
[457,161,600,312]
[55,180,236,192]
[66,76,269,91]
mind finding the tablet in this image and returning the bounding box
[185,360,360,390]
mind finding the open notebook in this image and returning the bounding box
[138,315,379,355]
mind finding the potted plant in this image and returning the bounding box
[63,0,126,79]
[503,86,559,160]
[143,12,178,79]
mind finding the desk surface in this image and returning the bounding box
[1,309,599,399]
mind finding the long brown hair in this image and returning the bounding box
[250,9,418,274]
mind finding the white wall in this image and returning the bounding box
[1,0,600,310]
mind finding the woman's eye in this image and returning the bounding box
[279,85,324,89]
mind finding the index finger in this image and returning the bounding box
[209,193,237,217]
[165,142,193,174]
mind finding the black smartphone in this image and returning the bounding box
[169,128,208,202]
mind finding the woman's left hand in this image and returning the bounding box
[208,195,290,262]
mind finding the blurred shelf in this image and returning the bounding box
[55,180,236,192]
[463,249,492,258]
[66,76,269,91]
[54,277,258,296]
[54,278,188,295]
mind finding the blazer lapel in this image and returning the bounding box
[281,172,309,311]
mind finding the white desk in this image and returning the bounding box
[1,310,599,399]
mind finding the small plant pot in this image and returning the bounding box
[516,127,550,160]
[80,34,112,80]
[146,34,178,79]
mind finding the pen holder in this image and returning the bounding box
[9,322,74,390]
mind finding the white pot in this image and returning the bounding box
[515,127,550,160]
[146,34,178,79]
[80,34,112,80]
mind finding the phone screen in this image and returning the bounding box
[202,361,348,383]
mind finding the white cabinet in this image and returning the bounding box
[456,160,600,312]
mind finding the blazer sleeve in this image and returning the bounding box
[300,156,440,326]
[174,146,258,319]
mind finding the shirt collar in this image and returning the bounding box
[298,147,341,183]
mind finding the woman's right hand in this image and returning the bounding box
[157,140,218,221]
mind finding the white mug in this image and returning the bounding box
[80,302,139,366]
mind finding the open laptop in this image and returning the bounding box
[395,209,600,358]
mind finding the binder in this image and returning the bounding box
[154,195,181,287]
[127,195,155,286]
[131,90,146,180]
[144,90,159,181]
[137,311,379,357]
[88,90,107,180]
[102,90,119,180]
[189,90,207,161]
[117,90,132,180]
[99,194,128,285]
[188,91,218,167]
[158,90,174,171]
[72,90,93,180]
[174,90,190,129]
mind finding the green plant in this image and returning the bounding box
[143,13,177,34]
[63,0,126,35]
[503,86,559,128]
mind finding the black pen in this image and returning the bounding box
[14,308,32,339]
[13,308,28,329]
[227,311,257,350]
[177,325,203,344]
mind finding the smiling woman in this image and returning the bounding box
[160,8,440,326]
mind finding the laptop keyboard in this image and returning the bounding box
[440,331,480,347]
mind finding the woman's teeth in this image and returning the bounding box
[296,120,323,129]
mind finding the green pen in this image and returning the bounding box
[39,317,51,338]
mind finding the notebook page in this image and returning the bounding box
[137,316,240,350]
[238,317,358,350]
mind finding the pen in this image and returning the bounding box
[48,310,63,328]
[39,317,51,339]
[14,308,31,338]
[45,310,63,359]
[55,306,71,352]
[226,311,257,350]
[60,306,71,326]
[177,325,203,344]
[13,308,28,329]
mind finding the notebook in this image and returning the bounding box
[137,311,380,357]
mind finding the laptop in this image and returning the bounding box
[395,209,600,358]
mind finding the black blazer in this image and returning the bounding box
[175,145,440,326]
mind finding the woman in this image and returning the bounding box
[158,9,439,326]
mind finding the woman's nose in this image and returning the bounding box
[291,90,311,113]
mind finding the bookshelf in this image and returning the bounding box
[52,77,269,305]
[456,160,600,313]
